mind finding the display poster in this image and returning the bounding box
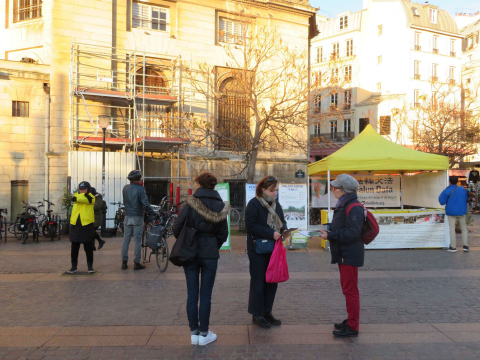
[368,210,448,249]
[311,175,400,208]
[246,183,256,206]
[215,183,231,250]
[279,184,308,230]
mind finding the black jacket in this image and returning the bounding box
[122,183,154,217]
[245,197,287,253]
[173,187,229,259]
[327,192,365,267]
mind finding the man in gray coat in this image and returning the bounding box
[121,170,155,270]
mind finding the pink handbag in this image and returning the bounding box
[266,239,289,283]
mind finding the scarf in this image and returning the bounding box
[256,193,283,232]
[131,180,143,186]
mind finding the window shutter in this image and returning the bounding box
[133,2,151,29]
[380,116,391,135]
[234,21,242,43]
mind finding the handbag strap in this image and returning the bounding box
[446,186,457,205]
[185,204,194,228]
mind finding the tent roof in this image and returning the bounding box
[308,125,449,175]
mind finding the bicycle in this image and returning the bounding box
[41,200,61,241]
[13,202,40,242]
[0,208,7,242]
[141,213,169,272]
[111,202,125,235]
[230,208,241,226]
[21,212,40,244]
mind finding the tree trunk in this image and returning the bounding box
[246,148,258,183]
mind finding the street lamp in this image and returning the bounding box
[98,115,110,236]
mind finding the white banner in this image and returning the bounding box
[279,184,308,230]
[311,175,400,208]
[246,183,256,206]
[368,211,448,249]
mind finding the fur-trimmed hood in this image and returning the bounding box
[186,195,230,223]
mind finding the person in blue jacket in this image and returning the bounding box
[439,176,469,253]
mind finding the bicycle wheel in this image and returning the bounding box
[230,208,241,226]
[155,235,169,272]
[21,231,28,244]
[141,228,148,263]
[166,214,178,236]
[50,223,57,241]
[14,218,23,240]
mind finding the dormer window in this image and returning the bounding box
[339,15,348,30]
[412,7,419,16]
[430,9,437,24]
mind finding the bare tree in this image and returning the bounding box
[185,4,319,182]
[392,81,480,167]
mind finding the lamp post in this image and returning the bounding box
[98,116,110,236]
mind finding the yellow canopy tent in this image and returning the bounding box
[308,125,449,175]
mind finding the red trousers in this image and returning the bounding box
[338,264,360,331]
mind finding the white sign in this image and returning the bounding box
[356,176,400,207]
[246,183,256,206]
[98,76,113,83]
[311,175,400,208]
[368,211,448,249]
[279,184,308,230]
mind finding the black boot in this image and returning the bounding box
[334,319,348,330]
[67,263,77,274]
[122,261,128,270]
[333,324,358,337]
[87,262,95,274]
[98,239,105,250]
[263,312,281,326]
[134,262,146,270]
[252,315,271,329]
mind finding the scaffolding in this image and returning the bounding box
[69,41,206,204]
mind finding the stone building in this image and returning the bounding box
[0,0,316,218]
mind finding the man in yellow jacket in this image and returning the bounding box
[68,181,96,274]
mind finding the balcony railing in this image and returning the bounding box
[342,104,351,111]
[415,45,421,51]
[450,51,456,57]
[414,102,420,108]
[431,76,438,82]
[433,48,439,54]
[414,74,421,80]
[310,131,354,143]
[449,79,456,85]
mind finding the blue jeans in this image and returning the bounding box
[122,216,143,263]
[183,258,218,333]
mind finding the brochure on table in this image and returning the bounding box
[215,183,231,250]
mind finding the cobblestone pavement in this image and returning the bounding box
[0,214,478,359]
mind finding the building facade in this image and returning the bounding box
[309,0,462,161]
[0,0,316,217]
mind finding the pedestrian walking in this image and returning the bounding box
[319,174,364,337]
[121,170,155,270]
[172,172,229,346]
[91,187,106,250]
[67,181,96,274]
[439,175,469,252]
[245,176,287,329]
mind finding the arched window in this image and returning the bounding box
[135,67,168,95]
[217,78,250,150]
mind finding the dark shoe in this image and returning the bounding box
[88,266,95,274]
[134,262,146,270]
[98,240,105,250]
[463,246,470,252]
[67,265,77,274]
[446,246,457,253]
[263,312,281,326]
[252,315,271,329]
[333,324,358,337]
[122,261,128,270]
[334,319,348,330]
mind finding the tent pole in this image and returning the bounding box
[327,171,331,220]
[400,174,403,209]
[307,175,310,230]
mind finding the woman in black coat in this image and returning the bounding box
[245,176,287,329]
[172,172,229,346]
[320,174,364,337]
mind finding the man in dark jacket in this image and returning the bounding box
[172,173,229,346]
[121,170,155,270]
[320,174,364,337]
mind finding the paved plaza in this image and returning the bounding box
[0,215,480,359]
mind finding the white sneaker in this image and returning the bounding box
[191,334,199,345]
[198,331,217,346]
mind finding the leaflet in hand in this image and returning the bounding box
[282,228,298,237]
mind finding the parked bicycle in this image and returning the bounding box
[111,201,125,235]
[41,199,61,241]
[230,208,241,226]
[141,213,169,272]
[0,208,7,242]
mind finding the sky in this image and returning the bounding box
[309,0,480,19]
